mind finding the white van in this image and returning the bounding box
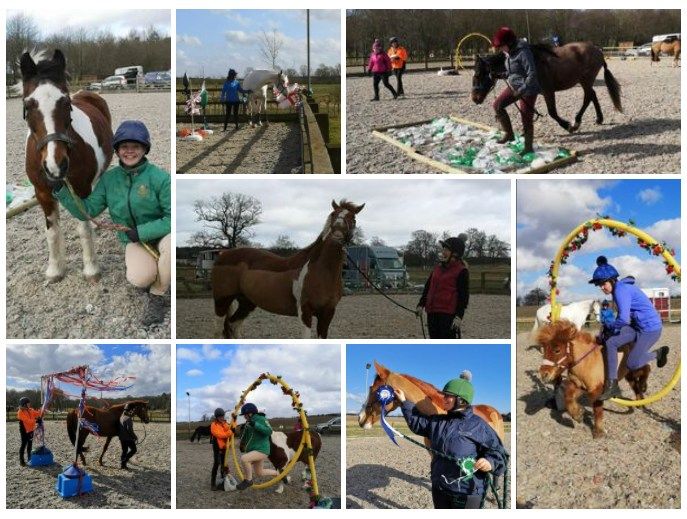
[114,65,144,84]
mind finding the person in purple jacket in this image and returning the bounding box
[367,39,397,101]
[589,256,669,400]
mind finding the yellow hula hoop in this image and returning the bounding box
[224,373,320,498]
[455,32,493,70]
[548,218,681,407]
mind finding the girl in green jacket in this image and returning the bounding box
[236,403,278,490]
[55,120,171,328]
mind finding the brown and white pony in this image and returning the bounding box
[358,361,506,443]
[18,49,113,282]
[537,319,650,438]
[211,200,365,339]
[67,400,150,466]
[651,39,681,67]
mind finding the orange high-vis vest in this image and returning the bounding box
[17,408,42,433]
[210,420,233,450]
[388,46,408,69]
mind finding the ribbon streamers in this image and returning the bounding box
[375,385,402,446]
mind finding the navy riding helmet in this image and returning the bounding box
[240,403,259,416]
[588,255,620,285]
[113,120,151,154]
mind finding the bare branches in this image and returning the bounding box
[193,193,263,249]
[258,29,284,70]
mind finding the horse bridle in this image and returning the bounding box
[541,340,601,373]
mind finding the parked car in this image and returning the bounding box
[314,417,341,434]
[625,43,652,57]
[144,71,172,87]
[101,75,127,89]
[115,65,144,85]
[86,82,102,91]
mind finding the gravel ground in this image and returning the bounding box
[346,433,511,508]
[516,327,681,509]
[6,421,171,509]
[346,60,680,174]
[176,122,302,174]
[176,435,341,508]
[176,294,510,339]
[5,93,171,339]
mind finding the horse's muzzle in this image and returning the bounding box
[539,365,561,384]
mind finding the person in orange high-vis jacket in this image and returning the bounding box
[210,408,233,490]
[17,397,42,466]
[388,37,408,96]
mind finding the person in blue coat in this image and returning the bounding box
[393,372,506,509]
[589,256,669,400]
[220,69,251,131]
[599,300,615,327]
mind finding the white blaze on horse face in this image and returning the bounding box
[357,395,373,429]
[332,209,349,240]
[71,104,108,181]
[26,83,67,178]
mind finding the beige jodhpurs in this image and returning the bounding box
[125,234,171,296]
[240,450,278,481]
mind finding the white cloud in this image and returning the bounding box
[186,369,203,377]
[637,188,662,205]
[176,347,202,363]
[645,218,681,251]
[178,34,201,46]
[225,30,256,45]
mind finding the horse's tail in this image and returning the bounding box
[603,61,623,113]
[190,429,197,442]
[66,410,89,452]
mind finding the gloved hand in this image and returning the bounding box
[451,316,462,331]
[415,305,424,317]
[36,417,43,425]
[126,228,140,243]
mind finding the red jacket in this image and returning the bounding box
[424,261,467,314]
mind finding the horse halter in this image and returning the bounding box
[24,92,74,152]
[541,340,600,372]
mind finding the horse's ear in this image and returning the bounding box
[52,49,66,70]
[352,203,365,214]
[374,360,390,380]
[20,52,37,80]
[331,199,339,211]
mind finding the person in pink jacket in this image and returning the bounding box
[368,39,398,101]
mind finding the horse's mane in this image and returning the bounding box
[536,318,596,347]
[530,43,558,58]
[398,373,446,409]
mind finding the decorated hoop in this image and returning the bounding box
[548,217,681,407]
[455,33,493,70]
[225,373,320,499]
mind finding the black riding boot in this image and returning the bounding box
[656,346,670,368]
[598,379,622,401]
[495,112,514,144]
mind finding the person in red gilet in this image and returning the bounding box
[416,236,470,339]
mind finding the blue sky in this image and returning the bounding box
[7,10,170,39]
[176,178,510,248]
[346,343,511,415]
[177,343,340,421]
[517,180,681,301]
[176,10,340,77]
[6,344,170,396]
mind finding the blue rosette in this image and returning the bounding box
[375,384,401,446]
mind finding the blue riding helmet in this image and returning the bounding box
[113,120,151,154]
[589,255,619,285]
[19,397,30,407]
[240,403,259,416]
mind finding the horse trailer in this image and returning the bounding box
[344,245,408,289]
[641,287,679,323]
[196,249,223,278]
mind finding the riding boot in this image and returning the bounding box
[495,112,514,144]
[598,379,622,401]
[142,293,167,328]
[656,346,670,368]
[522,124,534,155]
[20,457,26,467]
[236,479,254,491]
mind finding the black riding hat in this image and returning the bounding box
[439,236,466,258]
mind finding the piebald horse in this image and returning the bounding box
[358,361,506,442]
[18,49,113,282]
[212,200,364,339]
[67,400,150,466]
[241,69,288,127]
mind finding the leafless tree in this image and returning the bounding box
[193,193,262,249]
[258,29,284,70]
[6,12,40,83]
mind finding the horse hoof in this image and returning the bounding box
[592,428,606,439]
[84,272,101,284]
[596,118,603,125]
[572,411,584,423]
[44,273,65,285]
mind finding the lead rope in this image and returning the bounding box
[344,251,426,339]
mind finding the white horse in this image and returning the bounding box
[531,299,601,341]
[241,69,288,127]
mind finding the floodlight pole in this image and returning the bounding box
[186,392,191,438]
[307,9,311,92]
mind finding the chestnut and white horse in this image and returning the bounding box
[242,69,288,127]
[18,49,113,282]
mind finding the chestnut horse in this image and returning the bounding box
[537,319,650,438]
[18,49,113,282]
[67,400,150,465]
[471,42,623,133]
[358,361,506,442]
[651,39,681,67]
[212,200,365,339]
